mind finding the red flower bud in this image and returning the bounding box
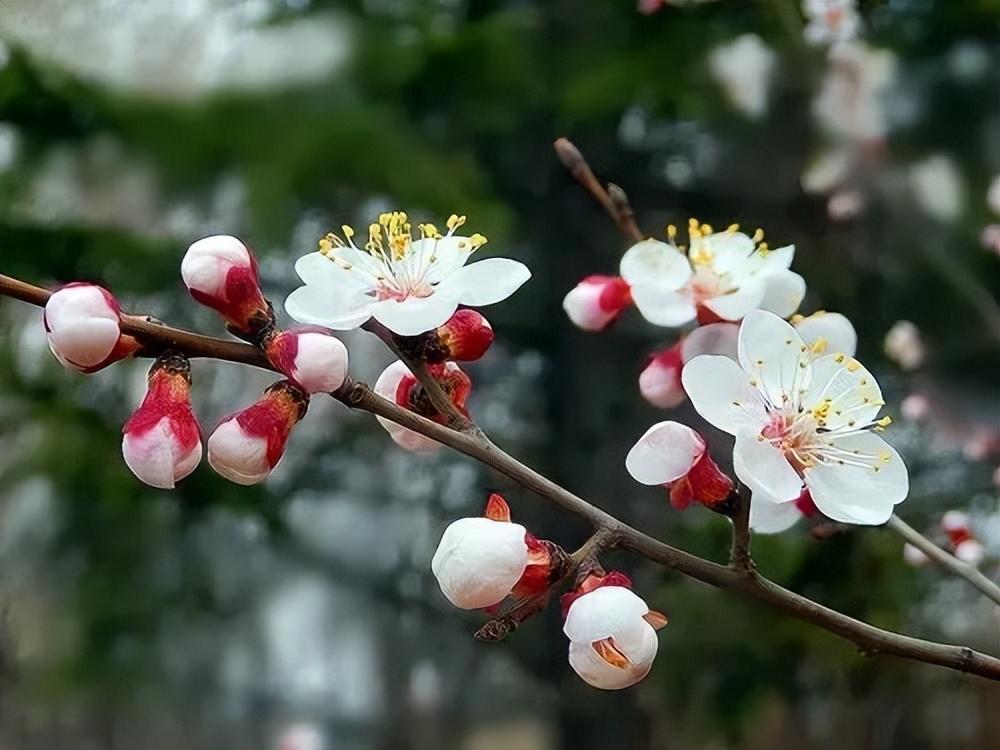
[264,326,349,394]
[563,275,632,331]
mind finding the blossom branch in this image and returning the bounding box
[886,514,1000,606]
[2,273,1000,681]
[554,138,644,243]
[728,487,754,572]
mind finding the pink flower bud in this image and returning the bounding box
[373,360,471,453]
[562,275,632,331]
[264,327,349,394]
[561,572,666,691]
[43,282,140,372]
[626,421,734,511]
[181,235,272,338]
[434,309,495,362]
[122,352,202,489]
[639,346,684,409]
[207,380,308,485]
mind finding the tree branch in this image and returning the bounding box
[3,272,999,681]
[554,138,644,244]
[728,486,754,573]
[886,514,1000,606]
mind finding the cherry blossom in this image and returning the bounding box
[431,494,555,610]
[207,380,308,485]
[682,310,909,525]
[121,352,202,489]
[181,235,271,337]
[285,212,530,337]
[43,282,140,372]
[264,327,349,395]
[562,572,667,690]
[625,421,734,511]
[373,360,471,453]
[620,220,805,327]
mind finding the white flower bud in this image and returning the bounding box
[266,328,349,394]
[563,276,631,331]
[44,283,136,372]
[181,235,254,299]
[430,517,529,610]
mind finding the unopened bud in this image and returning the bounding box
[373,360,471,453]
[207,380,308,485]
[264,327,349,394]
[562,276,632,331]
[395,309,494,363]
[44,282,140,372]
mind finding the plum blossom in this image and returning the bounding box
[802,0,862,47]
[285,212,530,337]
[181,235,271,337]
[122,352,202,489]
[563,276,632,331]
[708,34,776,120]
[43,282,140,372]
[373,360,471,453]
[620,220,805,327]
[626,421,734,510]
[431,494,556,610]
[883,320,924,371]
[562,572,667,690]
[909,155,966,223]
[264,327,349,395]
[682,310,909,525]
[207,380,308,485]
[639,323,739,408]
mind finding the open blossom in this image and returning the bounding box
[562,572,667,690]
[682,310,909,525]
[181,235,272,337]
[373,360,471,453]
[883,320,924,370]
[207,380,308,485]
[620,221,805,327]
[264,327,349,394]
[626,421,734,510]
[563,276,632,331]
[43,283,140,372]
[814,43,896,143]
[639,323,739,409]
[396,309,495,363]
[708,34,776,121]
[802,0,862,46]
[431,494,557,610]
[285,212,530,337]
[122,352,202,489]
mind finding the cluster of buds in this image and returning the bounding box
[43,235,353,488]
[431,494,666,690]
[904,511,987,567]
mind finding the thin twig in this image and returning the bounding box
[3,273,999,681]
[729,487,753,573]
[554,138,644,243]
[886,514,1000,606]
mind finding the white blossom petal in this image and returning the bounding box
[734,431,803,503]
[284,283,373,330]
[701,283,767,322]
[758,270,806,317]
[680,322,739,361]
[682,355,769,435]
[737,309,811,407]
[802,353,882,431]
[568,625,658,691]
[436,257,531,307]
[564,587,650,645]
[630,285,697,327]
[431,517,529,609]
[793,312,857,358]
[626,421,705,485]
[620,239,692,288]
[370,293,460,336]
[749,496,803,534]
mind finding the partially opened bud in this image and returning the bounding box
[431,494,530,610]
[562,572,666,691]
[122,352,202,489]
[43,283,140,372]
[264,327,349,394]
[181,235,272,338]
[563,276,632,331]
[207,380,308,485]
[626,421,734,510]
[639,324,739,409]
[373,360,471,453]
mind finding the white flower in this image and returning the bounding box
[909,155,966,223]
[639,323,739,409]
[563,275,632,331]
[265,328,349,395]
[708,34,776,120]
[285,212,530,337]
[563,586,662,690]
[43,283,137,372]
[682,310,909,525]
[883,320,924,371]
[802,0,862,46]
[372,360,470,453]
[790,310,857,358]
[813,43,896,143]
[620,221,804,327]
[431,517,529,610]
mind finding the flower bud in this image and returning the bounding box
[181,235,272,338]
[264,327,349,394]
[883,320,924,371]
[207,380,308,485]
[562,572,666,691]
[394,309,494,364]
[43,282,140,372]
[563,276,632,331]
[373,360,471,453]
[639,324,739,409]
[122,352,202,488]
[626,421,734,510]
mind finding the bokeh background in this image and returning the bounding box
[1,0,999,748]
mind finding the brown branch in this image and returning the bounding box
[886,514,1000,606]
[3,272,1000,681]
[554,138,644,243]
[729,486,753,572]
